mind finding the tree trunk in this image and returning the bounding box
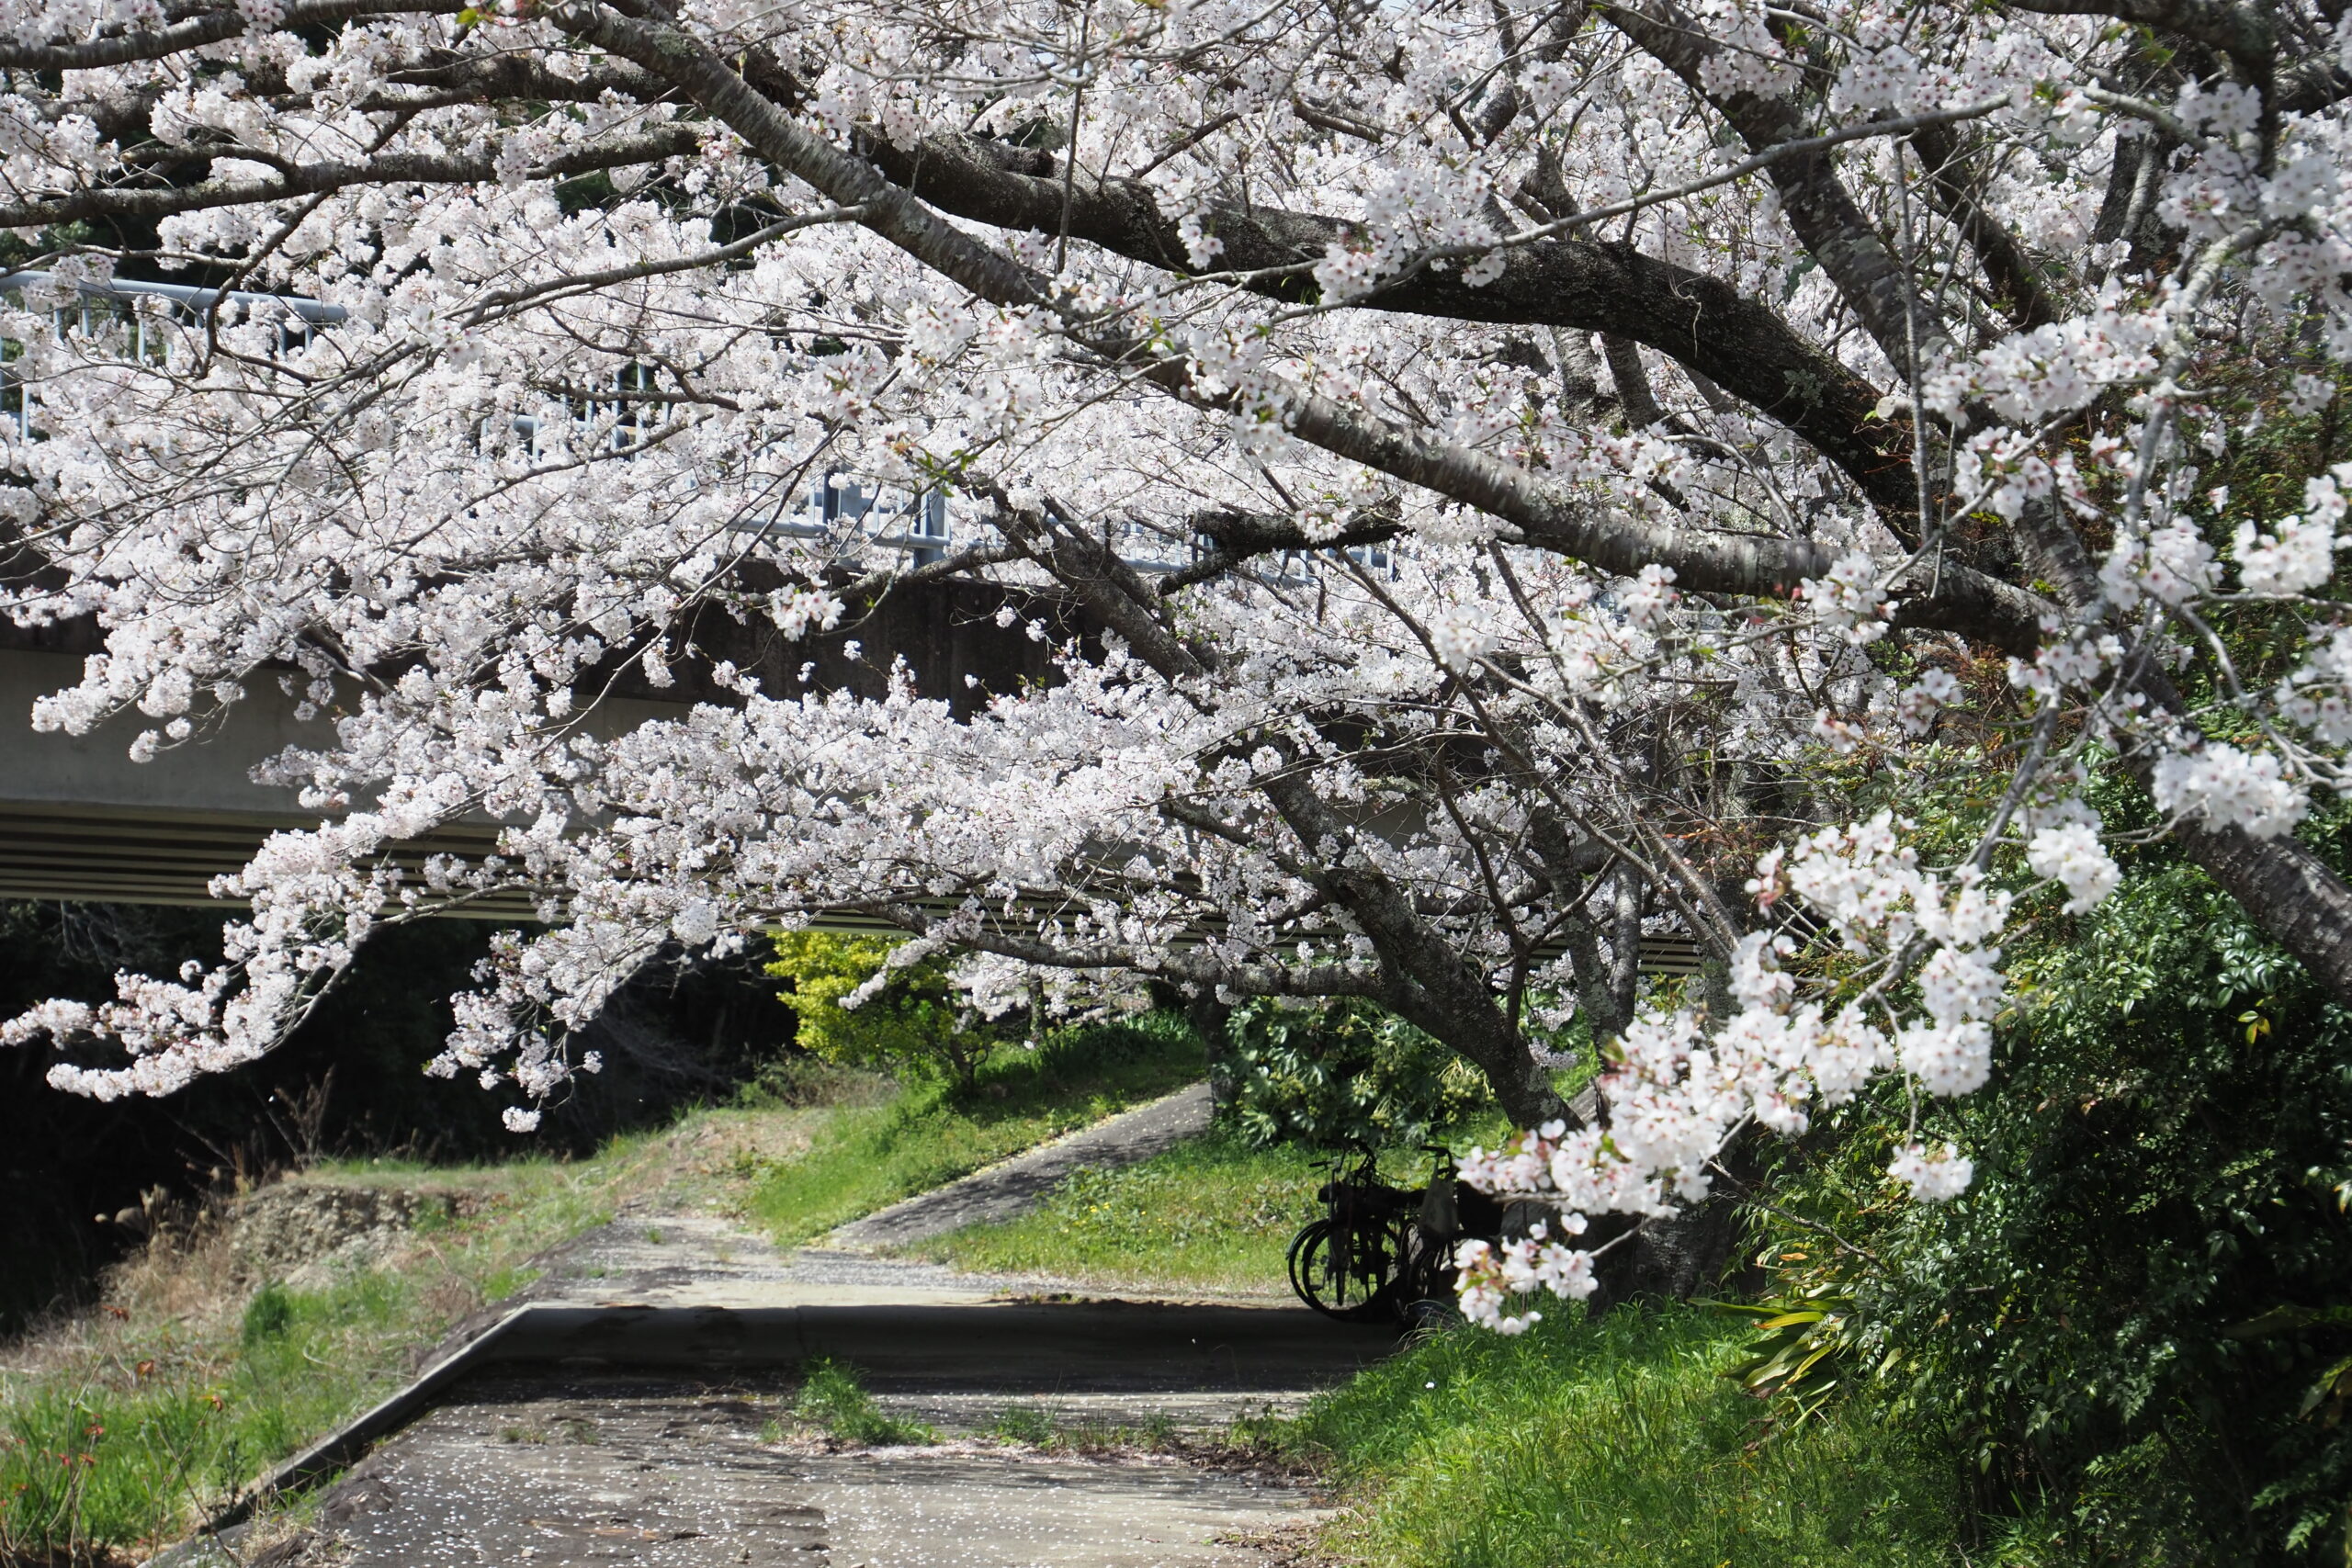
[1187,990,1238,1112]
[1587,1131,1761,1312]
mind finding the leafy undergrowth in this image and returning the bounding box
[745,1012,1207,1245]
[912,1129,1319,1295]
[1269,1305,1969,1568]
[0,1102,824,1564]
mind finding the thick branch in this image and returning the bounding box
[862,130,1920,520]
[2007,0,2275,77]
[555,4,2051,663]
[1604,1,1957,372]
[1912,122,2063,333]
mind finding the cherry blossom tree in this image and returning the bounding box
[3,0,2351,1310]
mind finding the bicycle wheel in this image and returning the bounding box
[1394,1225,1463,1325]
[1287,1215,1407,1321]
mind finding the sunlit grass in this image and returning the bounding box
[1275,1305,1968,1568]
[744,1013,1206,1245]
[912,1130,1318,1293]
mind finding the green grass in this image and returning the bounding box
[991,1402,1182,1452]
[745,1013,1206,1245]
[792,1359,933,1446]
[914,1129,1320,1292]
[3,1265,521,1560]
[1273,1305,1968,1568]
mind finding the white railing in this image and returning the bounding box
[0,268,348,326]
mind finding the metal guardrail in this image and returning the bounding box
[0,268,350,325]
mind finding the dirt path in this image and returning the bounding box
[158,1088,1384,1568]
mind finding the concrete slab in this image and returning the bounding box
[534,1220,1060,1312]
[251,1382,1323,1568]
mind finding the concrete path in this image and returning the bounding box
[826,1082,1216,1251]
[257,1294,1389,1568]
[310,1378,1318,1568]
[160,1085,1379,1568]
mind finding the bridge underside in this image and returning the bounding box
[0,795,1702,975]
[0,615,1703,975]
[0,800,543,918]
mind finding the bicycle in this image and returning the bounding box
[1286,1145,1498,1324]
[1285,1145,1415,1321]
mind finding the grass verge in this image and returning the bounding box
[744,1012,1206,1245]
[910,1128,1319,1294]
[1270,1304,1967,1568]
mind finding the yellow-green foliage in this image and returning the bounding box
[768,931,993,1086]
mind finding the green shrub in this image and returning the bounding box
[1224,997,1489,1149]
[768,931,996,1087]
[1757,854,2352,1564]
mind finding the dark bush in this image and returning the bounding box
[1222,996,1489,1149]
[1759,862,2352,1563]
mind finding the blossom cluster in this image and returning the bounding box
[0,0,2339,1310]
[1453,811,2031,1329]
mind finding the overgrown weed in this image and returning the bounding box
[791,1359,932,1447]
